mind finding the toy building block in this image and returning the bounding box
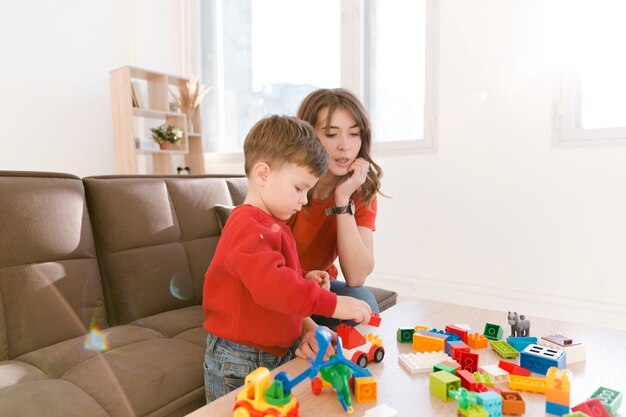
[520,343,566,375]
[338,323,385,368]
[433,363,457,375]
[414,325,430,332]
[498,360,531,377]
[490,340,519,359]
[468,332,489,349]
[458,351,479,373]
[446,324,469,343]
[477,391,503,417]
[546,367,572,407]
[439,358,461,370]
[364,403,399,417]
[447,339,466,355]
[473,372,494,387]
[479,364,509,384]
[501,390,525,415]
[451,342,472,362]
[368,313,382,327]
[483,323,504,340]
[397,328,414,343]
[476,383,503,395]
[457,369,478,391]
[507,311,530,337]
[571,398,611,417]
[398,351,450,375]
[354,376,377,403]
[456,405,489,417]
[508,374,546,394]
[590,387,622,417]
[429,328,461,341]
[430,370,461,401]
[540,334,586,364]
[507,336,538,352]
[413,331,446,352]
[563,413,593,417]
[547,401,571,416]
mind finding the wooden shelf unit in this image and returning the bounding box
[110,66,205,175]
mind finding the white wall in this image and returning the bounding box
[0,0,187,177]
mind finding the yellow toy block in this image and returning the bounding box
[414,325,430,332]
[509,374,546,394]
[413,333,446,352]
[355,376,378,403]
[546,367,572,406]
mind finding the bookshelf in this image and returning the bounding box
[109,66,205,174]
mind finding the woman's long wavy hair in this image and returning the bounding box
[297,88,383,207]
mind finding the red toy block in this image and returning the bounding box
[457,370,477,391]
[337,323,367,350]
[368,313,382,327]
[571,398,611,417]
[476,383,503,394]
[467,332,488,349]
[450,342,471,361]
[498,360,531,377]
[445,325,469,343]
[458,351,479,373]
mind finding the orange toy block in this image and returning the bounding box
[501,390,525,415]
[467,332,488,349]
[413,332,445,352]
[355,376,378,403]
[545,367,572,406]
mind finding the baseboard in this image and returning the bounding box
[367,272,626,331]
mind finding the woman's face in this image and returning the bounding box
[315,106,362,177]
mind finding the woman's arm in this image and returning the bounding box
[336,215,374,287]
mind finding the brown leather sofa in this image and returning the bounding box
[0,171,397,417]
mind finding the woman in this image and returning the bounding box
[289,88,384,328]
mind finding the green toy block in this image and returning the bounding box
[590,386,623,416]
[473,372,494,387]
[397,328,414,343]
[433,363,456,375]
[483,323,503,340]
[490,340,520,359]
[457,405,488,417]
[563,413,592,417]
[430,370,461,401]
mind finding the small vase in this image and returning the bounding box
[159,141,176,151]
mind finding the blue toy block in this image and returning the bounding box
[520,344,566,375]
[507,336,538,352]
[477,391,503,417]
[546,400,570,416]
[447,339,465,356]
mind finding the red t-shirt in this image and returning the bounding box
[203,205,337,356]
[288,195,377,279]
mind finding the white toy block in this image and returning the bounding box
[364,403,399,417]
[478,364,509,384]
[539,335,586,364]
[398,351,450,375]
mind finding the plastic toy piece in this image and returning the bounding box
[483,323,503,340]
[590,386,623,417]
[233,367,299,417]
[547,401,571,416]
[467,332,488,349]
[546,367,572,406]
[477,391,503,417]
[433,363,457,375]
[540,334,586,364]
[507,336,538,352]
[520,343,566,375]
[490,340,519,359]
[508,311,530,337]
[498,360,531,377]
[501,390,525,415]
[571,398,611,417]
[479,364,509,384]
[439,358,461,370]
[458,351,479,373]
[449,387,479,409]
[364,404,399,417]
[337,323,384,368]
[397,328,414,343]
[413,331,446,352]
[473,372,494,387]
[456,405,489,417]
[430,370,461,401]
[476,383,503,395]
[447,339,465,356]
[354,376,377,403]
[368,313,382,327]
[398,351,450,375]
[446,324,469,343]
[508,374,546,394]
[457,369,478,391]
[563,413,593,417]
[414,325,430,332]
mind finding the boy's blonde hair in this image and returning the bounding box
[243,115,328,177]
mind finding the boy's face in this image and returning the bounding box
[261,162,318,220]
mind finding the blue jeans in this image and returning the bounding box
[203,333,295,403]
[312,280,380,330]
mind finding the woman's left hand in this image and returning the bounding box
[296,325,336,360]
[336,157,370,202]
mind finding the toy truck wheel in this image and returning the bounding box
[311,377,322,395]
[233,405,251,417]
[356,353,368,368]
[373,346,385,362]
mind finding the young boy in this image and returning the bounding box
[202,115,372,402]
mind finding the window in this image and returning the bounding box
[553,0,626,144]
[200,0,437,153]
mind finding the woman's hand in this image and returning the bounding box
[296,321,336,360]
[335,157,370,203]
[304,270,331,290]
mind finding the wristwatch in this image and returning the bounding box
[325,199,355,216]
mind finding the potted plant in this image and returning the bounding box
[150,124,183,150]
[170,75,211,133]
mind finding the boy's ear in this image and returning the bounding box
[251,162,271,185]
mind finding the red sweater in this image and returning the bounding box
[203,205,337,355]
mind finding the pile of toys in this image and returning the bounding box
[397,312,622,416]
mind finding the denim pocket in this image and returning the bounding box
[222,358,251,391]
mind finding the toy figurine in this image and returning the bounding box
[508,312,530,337]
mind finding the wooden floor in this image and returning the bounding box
[187,297,626,417]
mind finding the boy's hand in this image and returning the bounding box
[304,270,331,291]
[332,296,372,323]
